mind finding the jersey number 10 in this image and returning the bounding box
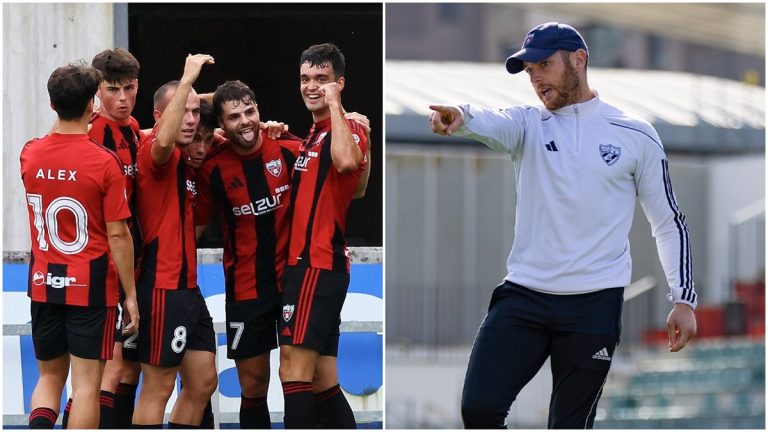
[26,194,89,254]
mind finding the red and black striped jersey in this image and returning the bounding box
[20,133,130,306]
[196,130,301,302]
[89,113,143,263]
[88,114,142,203]
[135,126,197,290]
[287,117,369,272]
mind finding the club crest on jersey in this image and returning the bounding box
[599,144,621,166]
[266,159,282,177]
[282,304,295,322]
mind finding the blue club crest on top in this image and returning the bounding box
[599,144,621,166]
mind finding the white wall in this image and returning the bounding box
[3,3,114,251]
[386,346,553,428]
[707,155,765,302]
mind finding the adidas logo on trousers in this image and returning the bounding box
[592,347,612,361]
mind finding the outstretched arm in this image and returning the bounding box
[429,103,528,156]
[429,104,465,136]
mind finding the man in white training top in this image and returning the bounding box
[429,22,697,429]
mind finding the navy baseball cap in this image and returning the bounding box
[505,22,588,74]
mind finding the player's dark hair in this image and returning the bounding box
[153,80,180,111]
[47,63,102,121]
[300,43,345,78]
[91,48,140,84]
[198,99,218,132]
[212,80,256,120]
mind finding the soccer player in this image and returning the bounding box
[278,43,369,429]
[131,54,218,428]
[21,63,139,429]
[183,98,220,430]
[428,22,698,428]
[196,79,372,428]
[73,47,143,430]
[195,80,303,428]
[184,100,219,170]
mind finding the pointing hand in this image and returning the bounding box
[428,104,464,136]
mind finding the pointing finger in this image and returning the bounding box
[429,104,450,113]
[445,116,463,135]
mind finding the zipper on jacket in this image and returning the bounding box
[574,104,582,155]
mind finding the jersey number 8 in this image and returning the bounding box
[171,326,187,353]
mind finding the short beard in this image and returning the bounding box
[233,136,256,150]
[543,61,581,110]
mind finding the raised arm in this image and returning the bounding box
[151,54,214,165]
[320,82,362,173]
[353,116,371,198]
[353,145,371,199]
[198,92,214,105]
[343,111,372,198]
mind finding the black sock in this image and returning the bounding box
[29,407,57,429]
[114,382,137,429]
[240,394,271,428]
[169,421,200,429]
[282,381,315,429]
[315,384,357,429]
[61,398,72,429]
[98,390,115,429]
[131,424,163,429]
[201,399,215,428]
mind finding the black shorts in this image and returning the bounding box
[30,301,117,361]
[278,265,349,356]
[137,288,216,367]
[226,298,280,359]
